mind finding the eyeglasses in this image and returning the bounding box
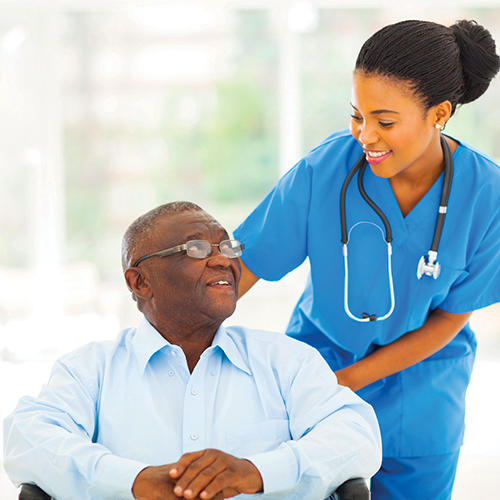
[132,239,244,267]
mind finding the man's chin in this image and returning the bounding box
[207,300,237,322]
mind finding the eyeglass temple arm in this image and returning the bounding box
[150,244,186,258]
[133,244,186,267]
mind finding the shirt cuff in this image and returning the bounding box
[245,445,298,495]
[95,454,149,500]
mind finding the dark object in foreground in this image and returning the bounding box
[20,478,370,500]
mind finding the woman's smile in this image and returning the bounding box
[364,149,393,165]
[349,72,444,182]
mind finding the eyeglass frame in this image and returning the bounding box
[132,239,244,267]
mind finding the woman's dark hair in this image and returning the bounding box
[355,19,500,115]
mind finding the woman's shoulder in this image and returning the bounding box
[454,137,500,171]
[301,129,362,172]
[307,128,359,154]
[453,137,500,190]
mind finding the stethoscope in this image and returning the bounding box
[340,135,454,322]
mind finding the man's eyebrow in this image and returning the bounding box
[180,231,204,243]
[178,228,230,245]
[350,103,400,115]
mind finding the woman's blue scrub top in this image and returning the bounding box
[234,129,500,458]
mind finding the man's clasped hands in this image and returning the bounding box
[132,448,263,500]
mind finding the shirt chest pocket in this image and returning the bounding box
[226,419,291,455]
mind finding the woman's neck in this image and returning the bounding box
[390,136,458,217]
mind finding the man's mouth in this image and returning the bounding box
[207,278,234,289]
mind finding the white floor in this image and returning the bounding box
[1,268,499,499]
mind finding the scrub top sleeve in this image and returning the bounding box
[234,159,313,281]
[441,205,500,313]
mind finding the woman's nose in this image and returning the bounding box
[357,123,378,148]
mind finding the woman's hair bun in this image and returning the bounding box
[355,19,499,115]
[450,20,500,104]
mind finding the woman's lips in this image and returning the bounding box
[365,149,392,165]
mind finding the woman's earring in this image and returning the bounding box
[435,123,442,130]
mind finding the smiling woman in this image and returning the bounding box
[349,73,455,216]
[234,18,500,500]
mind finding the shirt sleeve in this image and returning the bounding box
[3,354,148,500]
[233,159,313,281]
[244,347,382,499]
[440,199,500,313]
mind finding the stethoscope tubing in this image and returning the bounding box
[340,153,365,245]
[342,223,396,323]
[431,136,454,253]
[340,134,453,321]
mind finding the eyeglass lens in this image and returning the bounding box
[185,240,243,259]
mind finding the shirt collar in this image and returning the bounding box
[211,324,251,376]
[132,317,251,376]
[132,317,172,374]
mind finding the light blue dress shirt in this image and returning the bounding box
[3,317,381,500]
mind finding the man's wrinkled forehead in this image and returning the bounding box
[157,210,228,246]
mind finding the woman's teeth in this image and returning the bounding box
[367,150,390,158]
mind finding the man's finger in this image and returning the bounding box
[172,450,221,497]
[176,459,227,499]
[132,465,180,500]
[198,470,236,500]
[200,458,263,499]
[169,450,207,479]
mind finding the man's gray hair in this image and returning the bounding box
[122,201,203,270]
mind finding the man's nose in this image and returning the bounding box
[206,246,231,267]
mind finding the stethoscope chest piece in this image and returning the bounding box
[417,251,441,279]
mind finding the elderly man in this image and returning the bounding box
[4,202,381,500]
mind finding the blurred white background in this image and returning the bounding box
[0,1,499,499]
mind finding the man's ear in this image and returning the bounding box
[124,267,153,300]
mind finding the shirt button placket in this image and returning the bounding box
[183,369,206,452]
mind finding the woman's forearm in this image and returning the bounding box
[335,308,472,392]
[237,259,260,298]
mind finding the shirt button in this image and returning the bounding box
[191,388,198,395]
[168,371,175,377]
[210,371,217,376]
[190,433,198,440]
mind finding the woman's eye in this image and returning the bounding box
[379,122,395,128]
[350,115,362,122]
